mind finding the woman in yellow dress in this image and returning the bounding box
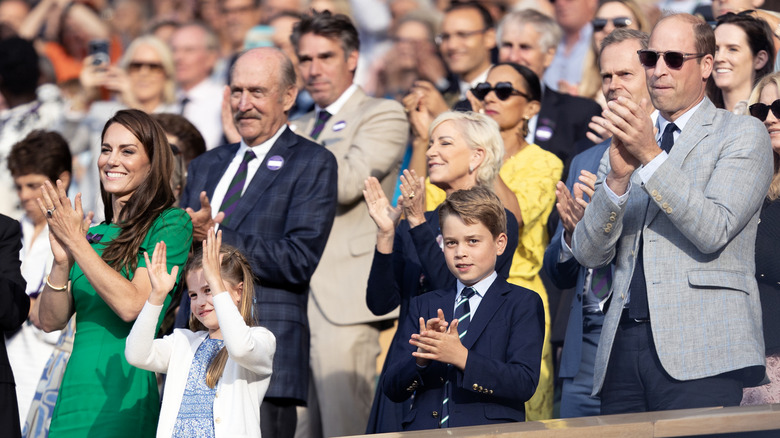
[426,63,562,420]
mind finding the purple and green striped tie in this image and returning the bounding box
[310,110,331,140]
[219,149,256,225]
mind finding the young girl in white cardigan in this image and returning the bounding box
[126,229,276,438]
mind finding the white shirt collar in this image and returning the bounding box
[656,98,705,140]
[315,83,358,116]
[237,124,287,157]
[456,271,497,299]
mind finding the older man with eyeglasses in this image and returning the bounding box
[570,13,772,414]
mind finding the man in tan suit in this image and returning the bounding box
[289,10,409,438]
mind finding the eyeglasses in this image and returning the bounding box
[435,29,486,45]
[749,99,780,121]
[471,82,531,101]
[128,62,165,73]
[637,50,707,69]
[592,17,633,32]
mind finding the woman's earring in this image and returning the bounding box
[469,164,475,173]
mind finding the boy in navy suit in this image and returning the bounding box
[383,186,545,430]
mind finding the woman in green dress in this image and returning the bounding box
[36,109,193,437]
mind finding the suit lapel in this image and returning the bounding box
[460,278,509,349]
[226,128,298,227]
[205,144,239,197]
[645,100,713,226]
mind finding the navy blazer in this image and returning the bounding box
[180,127,338,403]
[0,214,28,438]
[543,141,608,379]
[383,277,544,430]
[535,87,601,177]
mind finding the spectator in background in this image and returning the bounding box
[269,11,315,120]
[171,23,224,150]
[5,131,74,437]
[110,0,149,49]
[222,0,263,55]
[544,0,598,92]
[0,37,64,219]
[0,214,28,438]
[366,13,446,103]
[0,0,30,36]
[152,113,207,170]
[18,0,120,84]
[494,10,600,180]
[289,10,408,438]
[708,12,774,113]
[577,0,651,107]
[68,34,177,222]
[743,72,780,406]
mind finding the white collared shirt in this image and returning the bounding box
[314,83,359,117]
[210,124,287,219]
[458,66,492,100]
[176,78,225,150]
[454,271,497,318]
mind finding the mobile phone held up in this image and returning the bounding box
[89,39,110,66]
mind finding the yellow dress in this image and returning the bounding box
[426,143,563,421]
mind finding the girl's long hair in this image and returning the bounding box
[185,244,256,388]
[100,109,175,274]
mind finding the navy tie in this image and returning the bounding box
[440,286,477,427]
[629,122,677,320]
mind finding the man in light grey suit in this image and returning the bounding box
[288,10,408,438]
[571,13,772,414]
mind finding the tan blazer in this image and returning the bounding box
[290,87,409,325]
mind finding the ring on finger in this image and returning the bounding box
[46,206,56,218]
[408,192,416,199]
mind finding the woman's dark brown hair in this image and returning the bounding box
[100,109,175,273]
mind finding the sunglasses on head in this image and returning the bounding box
[592,16,633,32]
[637,50,706,69]
[749,99,780,121]
[471,82,531,101]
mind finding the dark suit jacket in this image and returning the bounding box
[383,277,544,430]
[180,127,338,403]
[535,87,602,176]
[543,140,608,379]
[1,214,28,438]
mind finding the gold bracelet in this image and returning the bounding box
[45,275,68,291]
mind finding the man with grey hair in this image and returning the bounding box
[496,9,601,176]
[544,28,652,419]
[179,47,338,438]
[171,22,224,149]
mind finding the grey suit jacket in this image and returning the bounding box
[572,98,772,395]
[290,86,409,325]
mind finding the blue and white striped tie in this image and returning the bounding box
[440,286,476,427]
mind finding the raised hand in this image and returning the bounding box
[363,177,401,235]
[556,169,598,246]
[143,241,179,306]
[37,180,93,264]
[201,228,228,297]
[185,191,224,241]
[399,169,427,228]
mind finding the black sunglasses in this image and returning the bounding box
[128,61,165,73]
[592,17,633,32]
[749,99,780,121]
[471,82,531,101]
[637,50,706,69]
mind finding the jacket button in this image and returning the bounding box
[666,207,673,214]
[651,190,659,196]
[489,390,494,394]
[473,383,479,390]
[440,377,445,383]
[215,417,221,424]
[661,202,669,209]
[432,411,439,418]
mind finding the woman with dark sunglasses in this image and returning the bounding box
[742,72,780,406]
[577,0,651,107]
[707,12,774,113]
[441,62,563,420]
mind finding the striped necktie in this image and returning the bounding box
[219,149,256,226]
[440,286,477,427]
[310,110,331,140]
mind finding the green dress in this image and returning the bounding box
[48,208,192,438]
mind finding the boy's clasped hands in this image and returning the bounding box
[410,309,469,370]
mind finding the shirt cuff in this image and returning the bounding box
[638,151,668,184]
[558,231,574,263]
[604,181,630,206]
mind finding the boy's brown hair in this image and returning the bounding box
[438,186,506,238]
